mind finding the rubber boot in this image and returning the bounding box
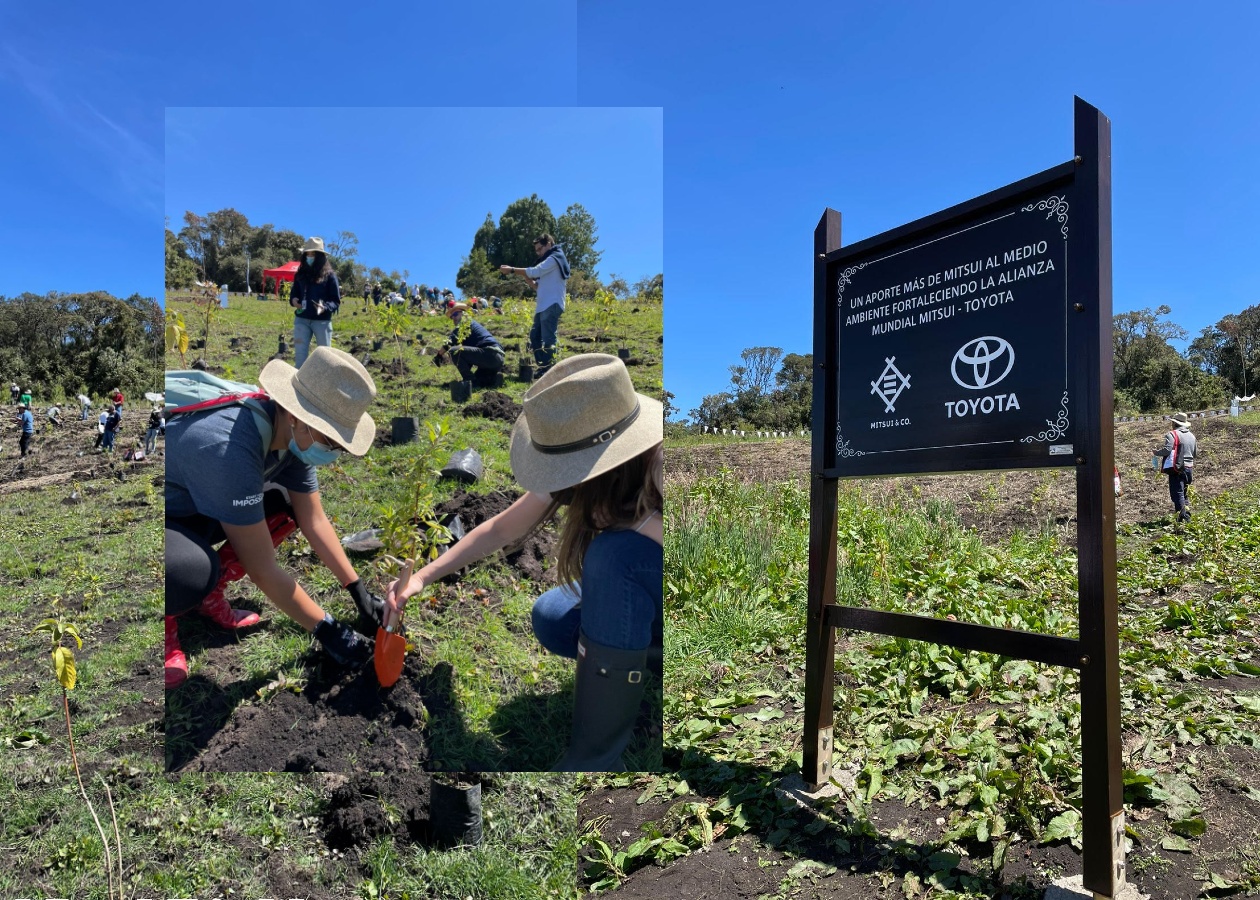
[197,586,261,628]
[551,633,648,772]
[165,616,187,690]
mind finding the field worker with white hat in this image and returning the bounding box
[443,302,505,387]
[1156,412,1197,522]
[164,347,387,689]
[290,236,342,368]
[388,354,663,771]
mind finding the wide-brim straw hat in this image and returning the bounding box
[301,236,326,255]
[1167,412,1190,427]
[509,354,662,495]
[258,346,377,455]
[445,302,469,318]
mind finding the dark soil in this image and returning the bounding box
[461,391,522,423]
[172,645,433,774]
[436,488,557,585]
[0,410,158,489]
[668,416,1260,543]
[321,772,431,850]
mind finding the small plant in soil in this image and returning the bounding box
[377,303,414,377]
[30,599,124,900]
[165,311,190,368]
[377,417,454,578]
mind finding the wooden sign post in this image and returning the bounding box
[807,97,1122,897]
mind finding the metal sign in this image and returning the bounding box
[806,98,1123,898]
[831,176,1076,475]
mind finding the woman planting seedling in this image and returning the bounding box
[164,346,387,689]
[388,353,662,770]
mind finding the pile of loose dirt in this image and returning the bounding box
[461,391,521,423]
[321,772,430,850]
[436,489,557,583]
[175,650,432,773]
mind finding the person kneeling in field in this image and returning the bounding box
[388,354,662,771]
[442,302,505,388]
[164,347,388,689]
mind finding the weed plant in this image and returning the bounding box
[591,471,1260,896]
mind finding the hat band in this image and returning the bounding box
[532,402,641,455]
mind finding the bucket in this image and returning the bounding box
[392,416,419,445]
[428,778,482,848]
[451,381,472,403]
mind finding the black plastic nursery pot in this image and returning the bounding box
[517,362,534,382]
[617,347,631,361]
[428,778,482,848]
[450,380,472,403]
[391,416,419,445]
[372,339,385,351]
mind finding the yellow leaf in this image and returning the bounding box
[53,646,77,690]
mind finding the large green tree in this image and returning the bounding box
[488,195,558,267]
[555,202,602,276]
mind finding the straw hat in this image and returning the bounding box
[1167,412,1190,427]
[445,302,469,318]
[509,354,662,495]
[258,346,377,455]
[301,236,326,255]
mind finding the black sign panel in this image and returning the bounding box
[827,176,1078,477]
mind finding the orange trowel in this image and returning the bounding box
[374,557,413,688]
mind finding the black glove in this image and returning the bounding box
[346,579,385,631]
[314,615,373,667]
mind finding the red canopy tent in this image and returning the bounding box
[262,261,300,300]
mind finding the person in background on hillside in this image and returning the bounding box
[371,281,382,306]
[17,403,34,457]
[111,387,124,414]
[9,383,19,405]
[441,302,505,388]
[101,402,121,453]
[500,233,570,379]
[1156,412,1197,523]
[20,387,32,408]
[46,404,62,427]
[164,347,387,689]
[78,393,92,420]
[145,406,163,455]
[94,406,109,449]
[387,354,663,771]
[362,282,370,307]
[290,236,342,368]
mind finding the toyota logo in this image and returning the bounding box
[951,337,1015,390]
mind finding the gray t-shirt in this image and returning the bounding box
[165,400,318,525]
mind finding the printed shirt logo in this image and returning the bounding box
[233,493,264,507]
[951,336,1015,390]
[870,356,911,413]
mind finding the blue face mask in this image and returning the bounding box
[288,420,343,467]
[305,255,316,266]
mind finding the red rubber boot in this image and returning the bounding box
[197,586,261,628]
[196,511,297,628]
[165,616,188,689]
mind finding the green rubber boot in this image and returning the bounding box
[551,633,648,773]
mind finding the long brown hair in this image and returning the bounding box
[533,442,663,587]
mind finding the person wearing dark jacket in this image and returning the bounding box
[290,236,341,368]
[443,303,505,387]
[1156,412,1197,522]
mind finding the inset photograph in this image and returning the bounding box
[164,106,663,774]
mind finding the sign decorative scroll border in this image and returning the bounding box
[834,194,1072,456]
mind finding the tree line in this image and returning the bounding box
[166,197,662,305]
[0,292,163,403]
[681,304,1260,430]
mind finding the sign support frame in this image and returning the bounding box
[805,97,1121,898]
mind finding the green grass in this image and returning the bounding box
[166,291,663,771]
[585,469,1260,896]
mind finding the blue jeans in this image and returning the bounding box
[102,429,117,452]
[530,531,663,655]
[530,304,564,372]
[293,317,333,368]
[145,427,159,454]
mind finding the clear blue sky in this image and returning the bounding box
[578,1,1260,420]
[0,2,578,301]
[165,107,661,295]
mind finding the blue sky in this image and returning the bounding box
[578,1,1260,420]
[165,107,661,295]
[0,2,577,301]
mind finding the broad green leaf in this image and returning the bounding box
[1169,817,1206,838]
[927,850,960,872]
[1042,810,1081,844]
[1161,834,1191,852]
